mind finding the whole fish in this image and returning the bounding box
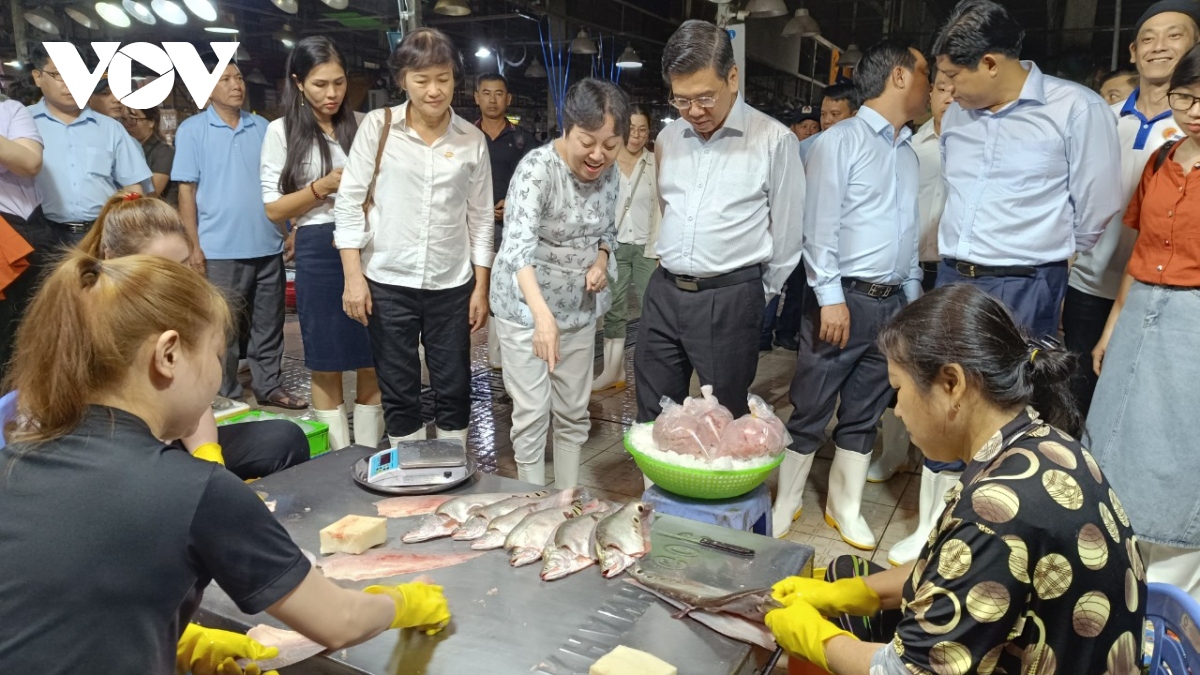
[504,499,599,567]
[451,489,566,540]
[540,505,615,580]
[401,492,537,543]
[623,578,777,651]
[626,566,782,622]
[595,501,653,578]
[470,504,537,550]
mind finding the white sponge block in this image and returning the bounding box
[589,646,677,675]
[319,515,388,555]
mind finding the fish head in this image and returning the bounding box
[540,548,593,581]
[401,514,456,543]
[599,547,638,578]
[510,547,542,567]
[450,516,488,541]
[635,502,654,551]
[470,531,506,550]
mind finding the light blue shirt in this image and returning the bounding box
[27,101,151,223]
[939,61,1122,266]
[798,131,820,164]
[802,105,921,306]
[172,106,282,260]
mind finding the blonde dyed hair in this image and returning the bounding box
[3,251,230,445]
[79,194,192,260]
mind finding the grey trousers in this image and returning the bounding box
[786,285,904,455]
[634,267,765,421]
[207,255,286,400]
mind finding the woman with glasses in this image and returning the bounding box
[592,105,661,391]
[1089,44,1200,600]
[122,106,176,205]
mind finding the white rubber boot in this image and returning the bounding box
[771,452,815,538]
[887,466,962,566]
[352,403,384,448]
[388,426,426,447]
[436,427,468,449]
[591,338,627,391]
[313,405,350,451]
[868,409,911,483]
[487,318,502,370]
[553,443,581,489]
[517,459,547,486]
[825,447,878,550]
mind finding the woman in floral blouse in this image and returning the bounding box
[766,285,1146,675]
[489,78,630,487]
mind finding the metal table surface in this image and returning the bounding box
[196,445,813,675]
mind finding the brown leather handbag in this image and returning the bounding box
[360,106,393,230]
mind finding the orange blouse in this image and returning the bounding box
[1123,142,1200,287]
[0,215,32,299]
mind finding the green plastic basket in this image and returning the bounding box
[218,410,330,458]
[623,423,785,500]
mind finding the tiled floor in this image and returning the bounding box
[248,305,923,568]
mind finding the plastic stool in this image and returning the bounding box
[0,390,16,450]
[642,483,772,536]
[1146,582,1200,674]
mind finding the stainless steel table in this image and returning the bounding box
[197,445,814,675]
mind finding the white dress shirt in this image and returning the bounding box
[911,119,944,263]
[615,150,661,255]
[939,61,1122,266]
[655,96,805,296]
[334,103,493,290]
[803,105,922,306]
[260,118,347,227]
[1069,92,1182,300]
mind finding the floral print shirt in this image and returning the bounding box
[489,143,620,330]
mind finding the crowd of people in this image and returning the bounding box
[0,0,1194,672]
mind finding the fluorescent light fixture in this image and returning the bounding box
[475,46,492,58]
[433,0,470,16]
[782,8,820,37]
[569,29,597,55]
[95,2,132,27]
[122,0,156,24]
[24,9,62,34]
[183,0,217,22]
[66,7,102,29]
[745,0,788,19]
[525,57,546,78]
[271,0,298,14]
[149,0,187,24]
[616,45,642,68]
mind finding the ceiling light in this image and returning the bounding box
[839,43,863,68]
[782,8,820,37]
[95,2,132,27]
[661,116,673,124]
[704,0,732,3]
[271,0,298,14]
[183,0,217,22]
[24,9,61,34]
[318,0,348,8]
[204,15,238,33]
[616,45,642,69]
[745,0,788,19]
[433,0,470,16]
[525,57,546,78]
[4,60,22,69]
[149,0,186,24]
[569,29,597,55]
[274,23,298,47]
[475,46,492,58]
[122,0,156,24]
[66,7,102,29]
[236,44,249,61]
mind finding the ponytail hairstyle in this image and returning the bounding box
[280,36,358,196]
[878,284,1083,438]
[3,251,231,446]
[79,194,191,260]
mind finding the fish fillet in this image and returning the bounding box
[374,495,455,518]
[241,625,325,670]
[624,579,777,651]
[319,549,486,581]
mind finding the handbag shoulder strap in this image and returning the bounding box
[617,156,648,230]
[362,107,393,221]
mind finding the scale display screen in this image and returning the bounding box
[368,449,400,479]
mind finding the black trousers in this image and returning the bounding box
[367,277,474,437]
[825,555,902,642]
[0,208,56,378]
[634,267,765,421]
[217,420,309,480]
[206,256,287,400]
[1062,286,1114,418]
[774,262,807,342]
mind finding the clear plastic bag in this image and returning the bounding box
[717,395,788,460]
[652,396,713,459]
[681,385,734,449]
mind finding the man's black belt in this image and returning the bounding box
[919,261,940,274]
[47,219,93,234]
[944,258,1067,279]
[662,264,762,292]
[842,277,899,299]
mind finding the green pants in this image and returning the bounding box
[603,243,657,339]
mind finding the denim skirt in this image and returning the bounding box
[294,223,374,372]
[1087,281,1200,547]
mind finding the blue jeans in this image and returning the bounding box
[935,259,1069,339]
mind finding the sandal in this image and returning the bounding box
[257,389,309,410]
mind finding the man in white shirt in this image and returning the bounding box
[634,20,804,421]
[1065,0,1199,417]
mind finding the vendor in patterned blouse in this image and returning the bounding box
[488,78,628,488]
[765,284,1147,675]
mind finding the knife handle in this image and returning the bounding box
[699,537,755,557]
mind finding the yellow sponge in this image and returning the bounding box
[319,515,388,555]
[589,646,677,675]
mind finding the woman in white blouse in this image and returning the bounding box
[592,105,661,391]
[261,36,382,450]
[334,28,492,448]
[490,79,630,486]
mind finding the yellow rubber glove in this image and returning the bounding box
[364,581,451,635]
[765,601,856,671]
[215,658,273,675]
[771,576,881,616]
[192,442,226,466]
[176,624,278,675]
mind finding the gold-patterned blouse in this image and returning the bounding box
[891,408,1147,674]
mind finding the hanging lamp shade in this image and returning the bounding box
[782,9,820,37]
[66,6,102,29]
[182,0,217,21]
[274,23,298,48]
[569,29,597,55]
[318,0,349,9]
[270,0,298,14]
[525,57,546,78]
[745,0,788,19]
[149,0,187,25]
[839,43,863,67]
[24,9,62,34]
[204,14,238,33]
[122,0,157,24]
[616,46,642,69]
[433,0,470,16]
[95,2,132,27]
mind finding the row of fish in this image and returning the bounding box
[378,489,653,581]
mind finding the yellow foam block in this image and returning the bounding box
[589,646,677,675]
[319,515,388,555]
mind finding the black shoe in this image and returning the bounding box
[773,334,799,351]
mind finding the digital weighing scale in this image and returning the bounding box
[351,440,478,495]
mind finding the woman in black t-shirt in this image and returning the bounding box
[0,250,449,674]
